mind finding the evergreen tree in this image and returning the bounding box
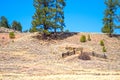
[102,24,112,33]
[102,0,120,37]
[12,21,22,32]
[32,0,54,36]
[32,0,66,38]
[17,22,22,32]
[0,16,10,28]
[53,0,66,34]
[29,26,37,32]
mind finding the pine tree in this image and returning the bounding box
[32,0,54,37]
[17,22,22,32]
[12,21,22,32]
[0,16,10,28]
[53,0,66,34]
[29,26,37,32]
[32,0,66,38]
[102,0,120,37]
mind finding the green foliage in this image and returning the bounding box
[29,27,38,33]
[87,35,91,41]
[0,16,10,28]
[43,30,51,35]
[102,46,107,52]
[53,0,66,33]
[80,35,86,42]
[32,0,66,38]
[102,0,120,36]
[0,16,22,31]
[100,40,104,46]
[9,32,15,39]
[12,21,22,32]
[32,0,54,34]
[17,23,22,32]
[102,24,113,33]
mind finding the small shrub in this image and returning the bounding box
[80,35,86,42]
[100,40,104,46]
[102,46,107,52]
[88,35,91,41]
[78,52,91,60]
[9,32,15,39]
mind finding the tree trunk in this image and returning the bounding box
[109,8,113,37]
[54,28,57,39]
[109,33,112,37]
[43,24,47,39]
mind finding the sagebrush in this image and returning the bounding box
[80,35,86,42]
[100,40,104,46]
[9,32,15,39]
[88,35,91,41]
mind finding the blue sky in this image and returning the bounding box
[0,0,109,32]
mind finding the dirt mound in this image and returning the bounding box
[0,27,20,33]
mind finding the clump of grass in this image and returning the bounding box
[99,40,107,59]
[88,35,91,41]
[102,46,107,59]
[80,35,86,42]
[102,46,107,52]
[9,32,15,39]
[100,40,104,46]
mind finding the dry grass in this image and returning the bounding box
[1,72,120,80]
[0,32,120,80]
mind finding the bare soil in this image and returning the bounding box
[0,32,120,80]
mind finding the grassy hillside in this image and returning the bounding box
[0,32,120,80]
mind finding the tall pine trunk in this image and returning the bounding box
[109,8,113,37]
[54,0,58,39]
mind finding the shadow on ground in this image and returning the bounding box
[113,34,120,40]
[32,32,78,40]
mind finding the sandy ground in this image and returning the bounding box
[0,32,120,80]
[1,74,120,80]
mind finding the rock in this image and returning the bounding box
[62,52,67,58]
